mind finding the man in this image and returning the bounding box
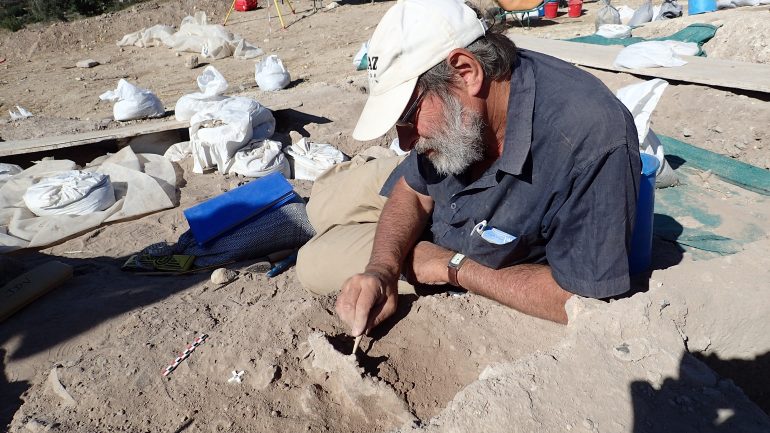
[296,0,641,337]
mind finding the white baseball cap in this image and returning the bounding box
[352,0,486,141]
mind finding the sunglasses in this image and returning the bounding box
[395,91,425,128]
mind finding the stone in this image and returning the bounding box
[76,59,99,68]
[682,128,693,137]
[289,130,304,144]
[185,55,199,69]
[210,268,238,285]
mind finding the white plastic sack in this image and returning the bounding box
[0,164,23,181]
[595,0,621,30]
[255,55,291,91]
[597,24,632,38]
[613,41,696,69]
[643,130,678,188]
[285,138,348,181]
[353,42,369,70]
[615,79,677,187]
[163,141,192,162]
[99,79,165,121]
[116,24,174,48]
[617,5,635,24]
[716,0,737,8]
[175,66,229,121]
[9,106,33,120]
[189,97,276,174]
[117,12,262,60]
[732,0,759,5]
[627,0,653,26]
[229,139,291,178]
[616,78,668,146]
[23,170,116,216]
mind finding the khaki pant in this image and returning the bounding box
[296,153,415,295]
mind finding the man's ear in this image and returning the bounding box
[446,48,485,97]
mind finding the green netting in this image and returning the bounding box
[566,23,719,56]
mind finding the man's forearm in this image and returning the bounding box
[458,260,571,324]
[408,241,571,324]
[367,178,433,279]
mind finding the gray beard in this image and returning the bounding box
[414,94,485,176]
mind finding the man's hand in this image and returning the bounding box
[336,270,399,337]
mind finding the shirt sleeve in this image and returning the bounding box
[379,151,430,197]
[545,143,641,299]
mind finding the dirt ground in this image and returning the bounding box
[1,0,769,432]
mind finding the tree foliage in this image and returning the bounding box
[0,0,145,31]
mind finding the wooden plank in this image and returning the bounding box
[0,119,188,157]
[509,34,770,94]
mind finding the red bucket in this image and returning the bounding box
[234,0,258,11]
[544,1,558,18]
[568,0,582,17]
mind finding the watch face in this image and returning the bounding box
[450,254,464,266]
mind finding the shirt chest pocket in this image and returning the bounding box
[464,222,534,270]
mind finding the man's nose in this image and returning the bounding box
[396,126,418,151]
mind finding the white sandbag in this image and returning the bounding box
[617,5,635,24]
[616,78,668,146]
[163,141,192,162]
[255,55,291,91]
[353,42,369,70]
[615,79,677,187]
[285,138,348,181]
[232,39,263,60]
[99,79,165,121]
[175,66,229,121]
[663,40,700,56]
[627,0,653,26]
[118,12,262,60]
[229,139,291,178]
[732,0,759,5]
[23,171,116,216]
[189,97,276,174]
[9,106,33,120]
[596,24,632,38]
[614,41,690,69]
[0,164,23,181]
[116,24,174,48]
[595,0,621,30]
[643,130,679,188]
[717,0,736,8]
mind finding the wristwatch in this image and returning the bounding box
[447,252,467,287]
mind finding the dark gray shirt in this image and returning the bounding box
[382,49,641,299]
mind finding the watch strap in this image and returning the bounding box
[447,253,467,287]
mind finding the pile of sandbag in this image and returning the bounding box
[118,12,262,60]
[170,66,290,178]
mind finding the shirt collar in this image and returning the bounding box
[496,53,536,176]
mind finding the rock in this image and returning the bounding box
[682,128,693,137]
[185,55,199,69]
[210,268,238,285]
[713,125,724,133]
[326,1,340,9]
[289,130,304,144]
[76,59,99,68]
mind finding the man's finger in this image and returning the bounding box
[335,282,361,331]
[352,284,381,336]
